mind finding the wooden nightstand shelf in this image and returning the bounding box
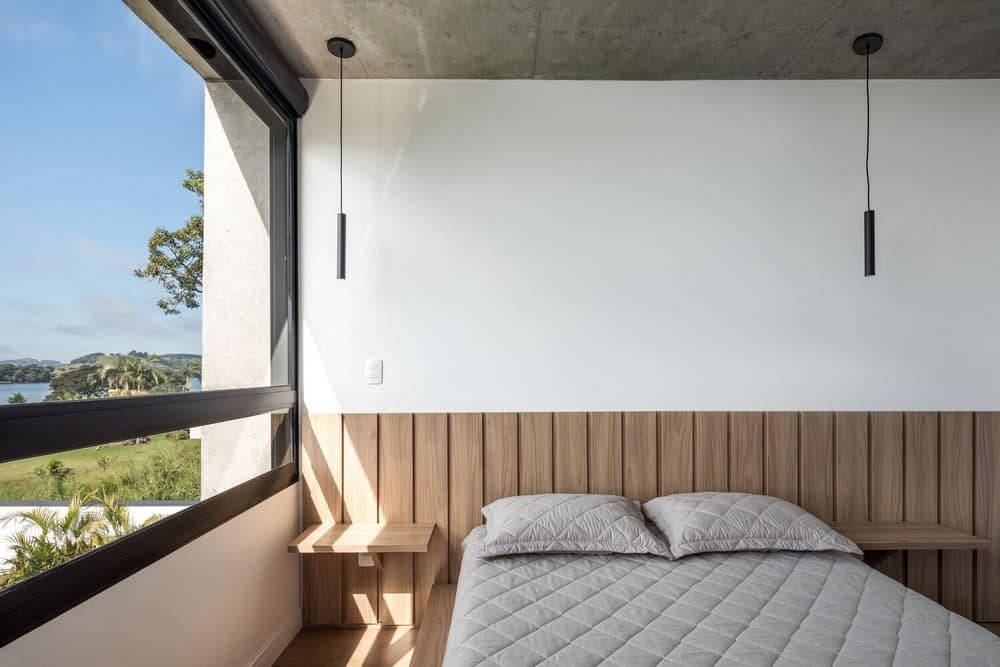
[831,522,989,551]
[288,523,434,569]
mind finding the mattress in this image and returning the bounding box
[443,526,1000,666]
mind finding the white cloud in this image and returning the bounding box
[71,236,142,273]
[81,297,175,338]
[0,1,70,45]
[3,298,52,315]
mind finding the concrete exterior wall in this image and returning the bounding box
[200,82,273,497]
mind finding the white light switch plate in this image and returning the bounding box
[365,359,383,385]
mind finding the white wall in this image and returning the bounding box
[0,486,300,667]
[300,78,1000,412]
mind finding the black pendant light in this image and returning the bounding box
[328,37,356,279]
[853,32,882,277]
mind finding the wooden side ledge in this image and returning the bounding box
[411,584,456,667]
[831,521,990,551]
[289,523,435,554]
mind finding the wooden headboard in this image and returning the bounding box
[300,411,1000,627]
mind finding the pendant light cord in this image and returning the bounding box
[865,47,871,211]
[339,53,344,214]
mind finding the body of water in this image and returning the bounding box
[1,382,50,403]
[2,379,202,405]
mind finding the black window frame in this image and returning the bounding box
[0,0,307,647]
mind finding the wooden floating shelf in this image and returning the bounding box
[831,521,990,551]
[289,523,435,555]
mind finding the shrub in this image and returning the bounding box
[0,494,159,588]
[95,455,119,471]
[33,460,72,497]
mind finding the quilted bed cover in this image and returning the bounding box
[444,526,1000,666]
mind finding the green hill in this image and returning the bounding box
[0,358,62,367]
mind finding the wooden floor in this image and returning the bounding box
[274,626,418,666]
[275,585,456,667]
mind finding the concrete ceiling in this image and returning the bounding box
[244,0,1000,80]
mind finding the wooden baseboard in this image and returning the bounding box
[411,585,456,667]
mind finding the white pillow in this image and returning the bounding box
[643,492,861,559]
[479,493,671,557]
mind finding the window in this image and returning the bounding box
[0,0,306,646]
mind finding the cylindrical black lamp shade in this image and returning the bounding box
[337,212,347,279]
[864,209,875,276]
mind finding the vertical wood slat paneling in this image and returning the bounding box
[484,414,517,504]
[765,412,798,504]
[303,411,999,627]
[588,412,622,495]
[379,415,414,625]
[906,413,940,601]
[870,412,905,582]
[729,413,763,494]
[695,412,728,492]
[302,413,343,625]
[553,413,587,493]
[623,412,657,501]
[659,412,693,495]
[799,412,833,522]
[519,413,553,495]
[976,412,1000,621]
[413,414,448,626]
[342,414,380,624]
[449,414,483,583]
[835,413,869,521]
[940,413,974,618]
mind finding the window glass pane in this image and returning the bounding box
[0,411,289,590]
[0,0,287,407]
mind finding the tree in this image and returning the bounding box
[180,360,201,391]
[0,364,53,383]
[7,392,27,404]
[101,355,172,396]
[134,169,204,315]
[46,364,107,401]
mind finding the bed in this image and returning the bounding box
[444,525,1000,666]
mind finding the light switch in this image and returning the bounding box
[365,359,383,385]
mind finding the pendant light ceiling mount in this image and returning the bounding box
[328,36,356,280]
[327,37,356,59]
[852,32,883,56]
[853,32,883,277]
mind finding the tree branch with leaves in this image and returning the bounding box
[134,169,204,315]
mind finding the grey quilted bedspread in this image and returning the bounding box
[443,527,1000,666]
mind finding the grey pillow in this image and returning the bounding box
[643,492,861,559]
[479,493,671,557]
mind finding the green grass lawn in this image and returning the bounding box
[0,433,200,502]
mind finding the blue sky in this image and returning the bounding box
[0,0,203,363]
